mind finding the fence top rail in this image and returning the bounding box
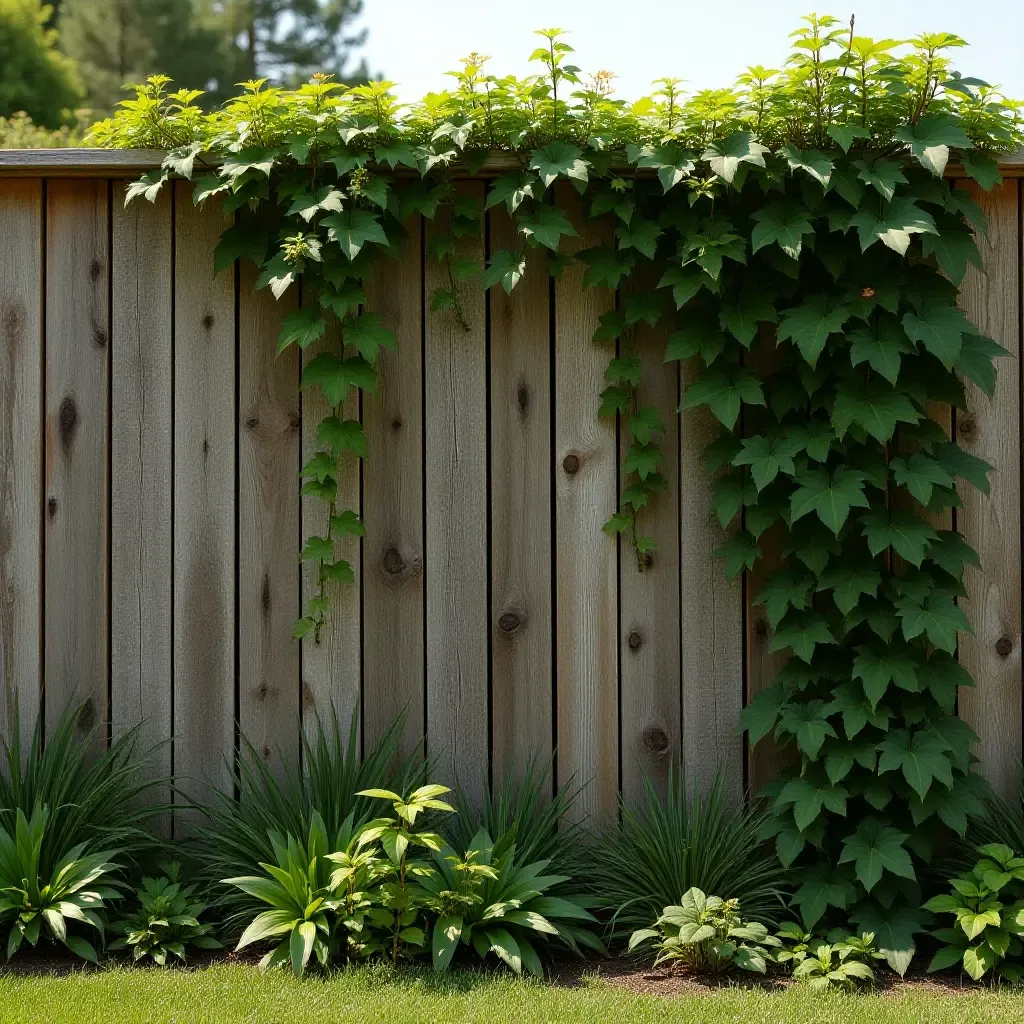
[2,148,1024,178]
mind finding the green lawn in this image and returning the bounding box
[1,965,1022,1024]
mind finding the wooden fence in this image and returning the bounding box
[0,152,1021,829]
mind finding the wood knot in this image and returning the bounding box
[202,313,215,330]
[754,617,769,638]
[77,697,96,731]
[258,683,269,700]
[261,574,271,613]
[642,725,669,753]
[382,546,406,577]
[996,635,1014,657]
[91,321,107,348]
[289,414,301,432]
[562,452,581,475]
[958,415,978,443]
[89,259,103,281]
[498,610,522,634]
[641,552,654,569]
[47,496,57,518]
[58,395,78,449]
[391,417,402,430]
[516,384,530,412]
[245,415,260,430]
[628,630,643,650]
[2,303,22,338]
[262,746,272,760]
[202,437,210,456]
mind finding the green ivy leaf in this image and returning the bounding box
[926,530,981,577]
[718,285,777,346]
[330,509,366,537]
[777,700,837,758]
[777,295,852,367]
[732,434,803,491]
[322,209,389,260]
[770,612,836,663]
[931,441,993,495]
[301,535,334,562]
[777,778,849,833]
[628,407,665,445]
[616,217,662,259]
[854,158,908,202]
[896,593,971,653]
[632,142,696,193]
[793,868,856,930]
[824,741,877,784]
[890,453,954,506]
[482,250,527,293]
[790,467,870,535]
[665,324,726,364]
[301,354,377,405]
[624,293,663,327]
[848,317,915,385]
[961,151,1001,190]
[853,646,919,708]
[287,186,345,222]
[712,473,757,527]
[839,821,916,893]
[831,377,920,443]
[894,114,973,177]
[344,312,398,361]
[825,684,892,740]
[529,142,589,187]
[849,197,938,255]
[518,204,578,250]
[779,145,834,186]
[486,171,538,213]
[878,728,954,800]
[576,246,635,290]
[753,567,815,629]
[319,280,367,320]
[701,131,769,183]
[658,265,714,308]
[816,565,882,615]
[715,532,760,578]
[902,302,972,368]
[277,310,326,354]
[317,417,368,459]
[741,684,790,745]
[624,443,662,480]
[921,227,983,286]
[850,904,925,976]
[681,364,765,430]
[750,201,815,259]
[825,124,872,154]
[860,509,937,566]
[321,560,355,584]
[955,334,1010,398]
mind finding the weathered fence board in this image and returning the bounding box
[957,180,1023,801]
[111,184,173,815]
[44,179,109,756]
[0,179,42,752]
[1,164,1023,822]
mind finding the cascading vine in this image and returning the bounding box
[97,13,1022,974]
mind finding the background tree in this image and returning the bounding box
[0,0,82,126]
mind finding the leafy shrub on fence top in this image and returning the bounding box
[99,15,1021,974]
[592,769,786,941]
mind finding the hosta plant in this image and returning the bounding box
[791,932,883,991]
[628,887,781,974]
[227,811,380,976]
[0,806,122,963]
[109,863,221,965]
[923,844,1024,981]
[422,827,604,977]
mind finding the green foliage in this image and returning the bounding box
[790,930,884,991]
[628,888,780,974]
[0,109,89,148]
[198,706,425,933]
[0,703,166,875]
[591,769,785,943]
[0,805,122,963]
[109,862,221,965]
[422,828,603,977]
[96,19,1020,970]
[0,0,81,127]
[923,844,1024,982]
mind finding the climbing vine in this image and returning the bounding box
[96,14,1022,974]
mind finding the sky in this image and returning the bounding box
[357,0,1024,104]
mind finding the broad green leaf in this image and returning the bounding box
[715,532,760,578]
[848,317,914,385]
[752,567,815,628]
[792,869,855,929]
[681,364,765,430]
[955,333,1010,398]
[890,453,954,506]
[322,209,389,260]
[317,417,368,458]
[897,593,971,653]
[932,441,993,495]
[777,295,851,367]
[878,728,954,800]
[831,377,920,443]
[776,778,848,833]
[319,280,366,320]
[860,509,938,565]
[826,124,872,153]
[902,302,972,368]
[894,115,973,177]
[701,132,769,183]
[790,467,869,535]
[482,250,527,293]
[632,142,696,192]
[825,683,892,740]
[718,285,777,346]
[776,700,837,758]
[665,324,725,364]
[615,216,662,259]
[286,186,344,222]
[732,434,803,491]
[740,684,789,745]
[849,903,925,976]
[214,220,269,273]
[576,246,634,290]
[770,613,836,663]
[816,565,881,615]
[849,197,938,255]
[961,151,1001,190]
[300,353,377,406]
[854,158,908,202]
[750,201,815,259]
[344,312,398,361]
[277,310,326,354]
[658,265,714,308]
[529,142,589,187]
[839,820,916,892]
[486,172,538,212]
[853,646,919,708]
[921,227,982,285]
[518,204,578,250]
[779,144,834,186]
[926,530,981,577]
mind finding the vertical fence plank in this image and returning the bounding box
[111,183,172,815]
[489,208,553,781]
[619,278,681,806]
[680,364,744,804]
[300,315,361,743]
[173,183,236,824]
[362,219,425,758]
[554,185,618,820]
[424,182,488,805]
[0,179,43,750]
[237,266,300,775]
[957,179,1022,800]
[44,180,109,752]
